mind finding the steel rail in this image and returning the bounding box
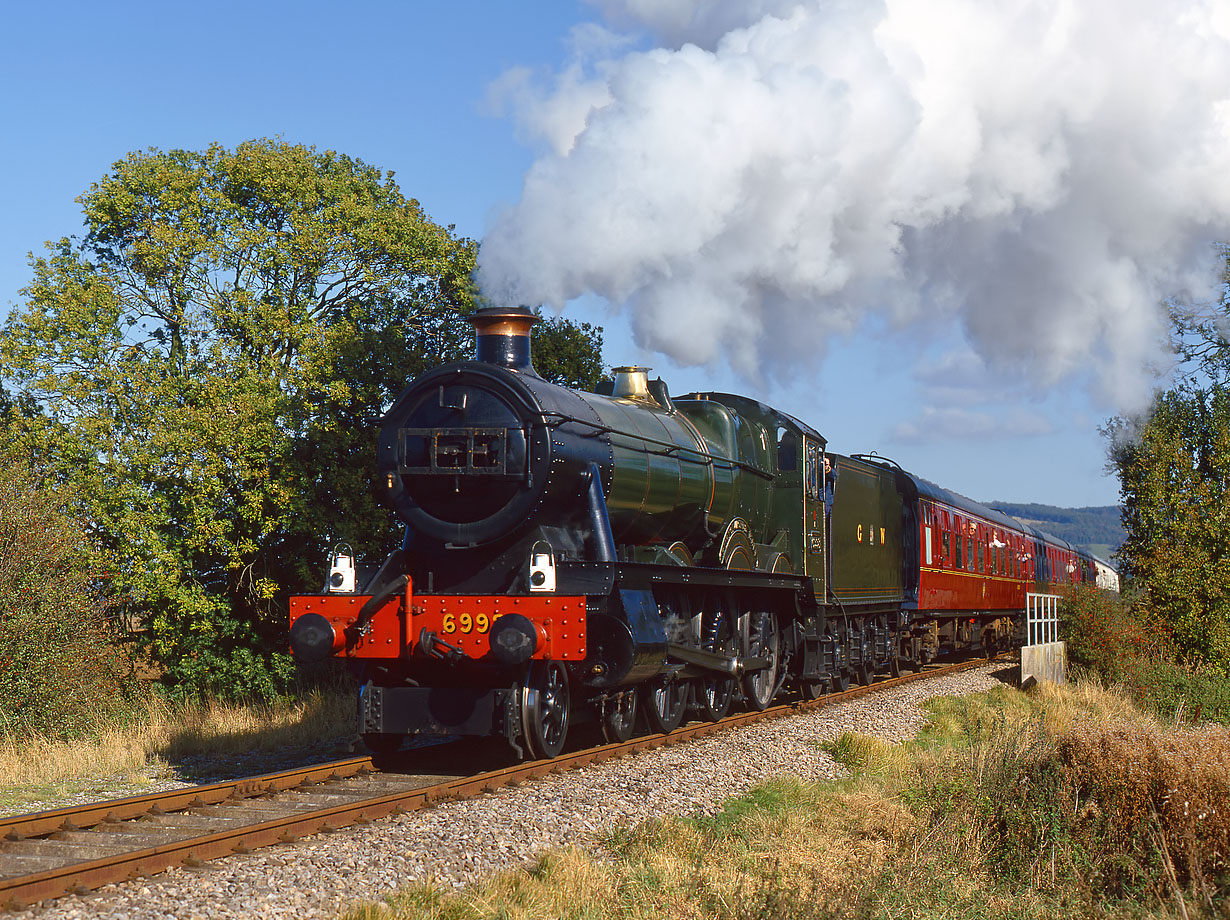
[0,757,377,841]
[1,653,1011,911]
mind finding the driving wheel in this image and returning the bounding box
[741,609,781,711]
[645,676,688,733]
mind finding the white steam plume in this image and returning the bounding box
[479,0,1230,409]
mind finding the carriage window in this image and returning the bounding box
[978,537,985,573]
[942,531,951,565]
[776,428,797,471]
[955,533,964,569]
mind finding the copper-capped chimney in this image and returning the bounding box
[471,306,539,374]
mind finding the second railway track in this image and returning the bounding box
[1,654,1011,912]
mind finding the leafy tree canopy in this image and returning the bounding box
[1108,251,1230,673]
[1,139,603,697]
[532,310,604,390]
[0,454,131,738]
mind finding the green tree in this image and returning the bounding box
[1109,388,1230,672]
[1108,253,1230,673]
[532,312,605,390]
[0,141,570,698]
[3,140,467,696]
[0,457,131,738]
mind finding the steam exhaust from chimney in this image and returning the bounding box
[477,0,1230,412]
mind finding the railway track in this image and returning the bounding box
[1,654,1010,911]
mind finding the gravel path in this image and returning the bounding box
[13,664,1011,920]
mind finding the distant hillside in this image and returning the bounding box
[984,502,1125,559]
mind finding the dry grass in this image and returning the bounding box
[1055,722,1230,904]
[349,680,1228,920]
[0,687,354,803]
[360,777,919,920]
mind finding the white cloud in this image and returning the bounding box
[890,406,1056,443]
[481,0,1230,412]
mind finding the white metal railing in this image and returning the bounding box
[1026,593,1061,646]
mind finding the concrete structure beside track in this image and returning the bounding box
[1021,641,1067,686]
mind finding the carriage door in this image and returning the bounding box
[803,439,826,590]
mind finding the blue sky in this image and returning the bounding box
[0,0,1140,507]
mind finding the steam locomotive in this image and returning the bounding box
[289,307,1114,758]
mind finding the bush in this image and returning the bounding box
[1061,583,1230,727]
[1122,658,1230,725]
[0,461,132,739]
[1061,584,1164,680]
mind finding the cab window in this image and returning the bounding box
[777,428,797,471]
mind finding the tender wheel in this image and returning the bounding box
[520,661,570,759]
[601,688,638,744]
[645,676,688,733]
[855,664,874,686]
[890,631,910,678]
[741,610,781,712]
[906,636,922,672]
[831,670,850,693]
[695,592,736,721]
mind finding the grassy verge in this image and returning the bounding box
[347,680,1229,920]
[0,686,355,812]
